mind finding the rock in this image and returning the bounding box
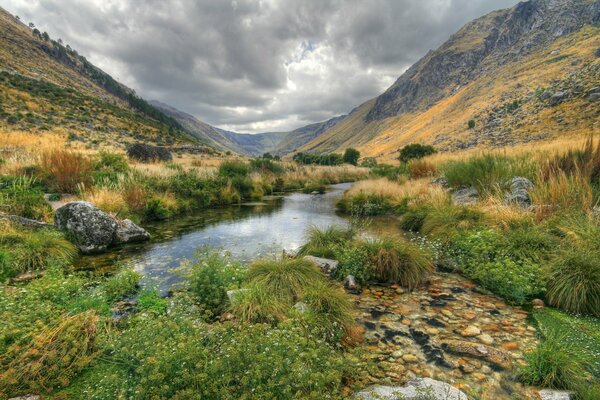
[460,325,481,337]
[114,219,151,244]
[589,93,600,102]
[55,202,118,253]
[477,334,495,345]
[538,389,572,400]
[303,255,338,276]
[9,396,40,400]
[0,212,54,230]
[441,340,511,369]
[431,176,449,188]
[532,298,545,309]
[344,275,358,290]
[354,378,468,400]
[402,354,419,363]
[595,47,600,58]
[505,176,534,207]
[294,301,309,313]
[226,289,249,303]
[54,202,150,253]
[126,143,173,162]
[549,91,567,106]
[452,187,478,205]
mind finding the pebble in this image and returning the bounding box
[478,334,495,345]
[402,354,419,363]
[460,325,481,337]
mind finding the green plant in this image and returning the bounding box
[229,282,290,323]
[143,197,173,221]
[246,258,324,303]
[546,247,600,316]
[137,288,167,314]
[302,280,354,331]
[399,144,436,163]
[298,225,355,257]
[99,268,140,302]
[359,237,433,290]
[343,148,360,166]
[337,193,393,216]
[186,248,246,317]
[467,119,476,129]
[519,331,582,390]
[0,175,52,220]
[218,160,249,178]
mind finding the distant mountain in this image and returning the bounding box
[299,0,600,161]
[0,7,199,147]
[152,100,345,156]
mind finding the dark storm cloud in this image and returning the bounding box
[4,0,519,132]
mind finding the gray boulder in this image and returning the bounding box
[504,176,534,207]
[549,91,567,106]
[354,378,467,400]
[452,187,478,205]
[114,219,151,244]
[538,390,572,400]
[303,255,338,276]
[55,202,150,253]
[431,176,449,188]
[55,202,117,253]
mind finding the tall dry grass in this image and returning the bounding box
[40,149,93,193]
[344,178,448,208]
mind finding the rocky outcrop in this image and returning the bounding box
[303,255,338,276]
[354,378,467,400]
[126,143,173,162]
[504,176,534,207]
[366,0,600,122]
[451,187,478,205]
[54,202,149,253]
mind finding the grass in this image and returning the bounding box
[359,237,433,290]
[298,225,356,258]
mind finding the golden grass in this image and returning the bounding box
[282,165,370,185]
[476,197,532,228]
[84,188,128,216]
[530,170,594,219]
[40,149,93,193]
[342,178,449,208]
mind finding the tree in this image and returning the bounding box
[468,119,476,129]
[42,32,50,41]
[398,144,436,163]
[343,148,360,166]
[28,22,35,29]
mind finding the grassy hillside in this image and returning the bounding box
[298,5,600,162]
[0,7,196,148]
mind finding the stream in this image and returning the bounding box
[79,181,539,399]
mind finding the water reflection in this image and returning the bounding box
[78,183,352,290]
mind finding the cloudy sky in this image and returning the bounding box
[4,0,519,133]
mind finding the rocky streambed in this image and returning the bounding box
[349,271,540,399]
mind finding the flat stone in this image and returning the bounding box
[460,325,481,337]
[303,255,338,276]
[538,389,572,400]
[441,340,512,369]
[477,334,494,345]
[354,378,468,400]
[402,354,419,363]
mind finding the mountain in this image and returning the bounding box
[299,0,600,161]
[152,100,345,156]
[0,7,199,147]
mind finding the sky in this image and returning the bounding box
[3,0,519,133]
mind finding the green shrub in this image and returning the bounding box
[246,258,323,303]
[398,144,436,163]
[302,280,354,331]
[399,207,430,232]
[546,248,600,316]
[371,163,408,180]
[250,158,285,174]
[359,237,433,290]
[143,197,173,221]
[229,282,290,324]
[137,288,167,314]
[343,148,360,166]
[467,119,476,129]
[337,193,393,216]
[99,268,140,302]
[335,244,371,284]
[298,225,355,257]
[0,175,52,220]
[218,160,249,178]
[187,248,246,317]
[0,226,77,280]
[519,331,582,390]
[442,154,534,194]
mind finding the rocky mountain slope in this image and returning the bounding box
[152,100,345,156]
[0,7,199,147]
[298,0,600,161]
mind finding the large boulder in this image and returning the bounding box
[451,187,478,205]
[504,176,534,207]
[126,143,173,162]
[114,219,151,244]
[303,255,338,276]
[55,202,150,253]
[354,378,467,400]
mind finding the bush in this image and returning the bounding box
[218,160,249,178]
[467,119,476,129]
[408,159,437,179]
[40,149,93,192]
[343,148,360,166]
[0,225,77,280]
[398,144,436,163]
[359,237,433,290]
[442,154,534,194]
[99,268,140,302]
[143,197,174,221]
[126,143,172,162]
[246,258,323,303]
[0,175,52,220]
[250,158,285,174]
[186,248,246,318]
[371,163,408,180]
[546,248,600,316]
[519,332,582,390]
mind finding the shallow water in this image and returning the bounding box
[78,183,353,290]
